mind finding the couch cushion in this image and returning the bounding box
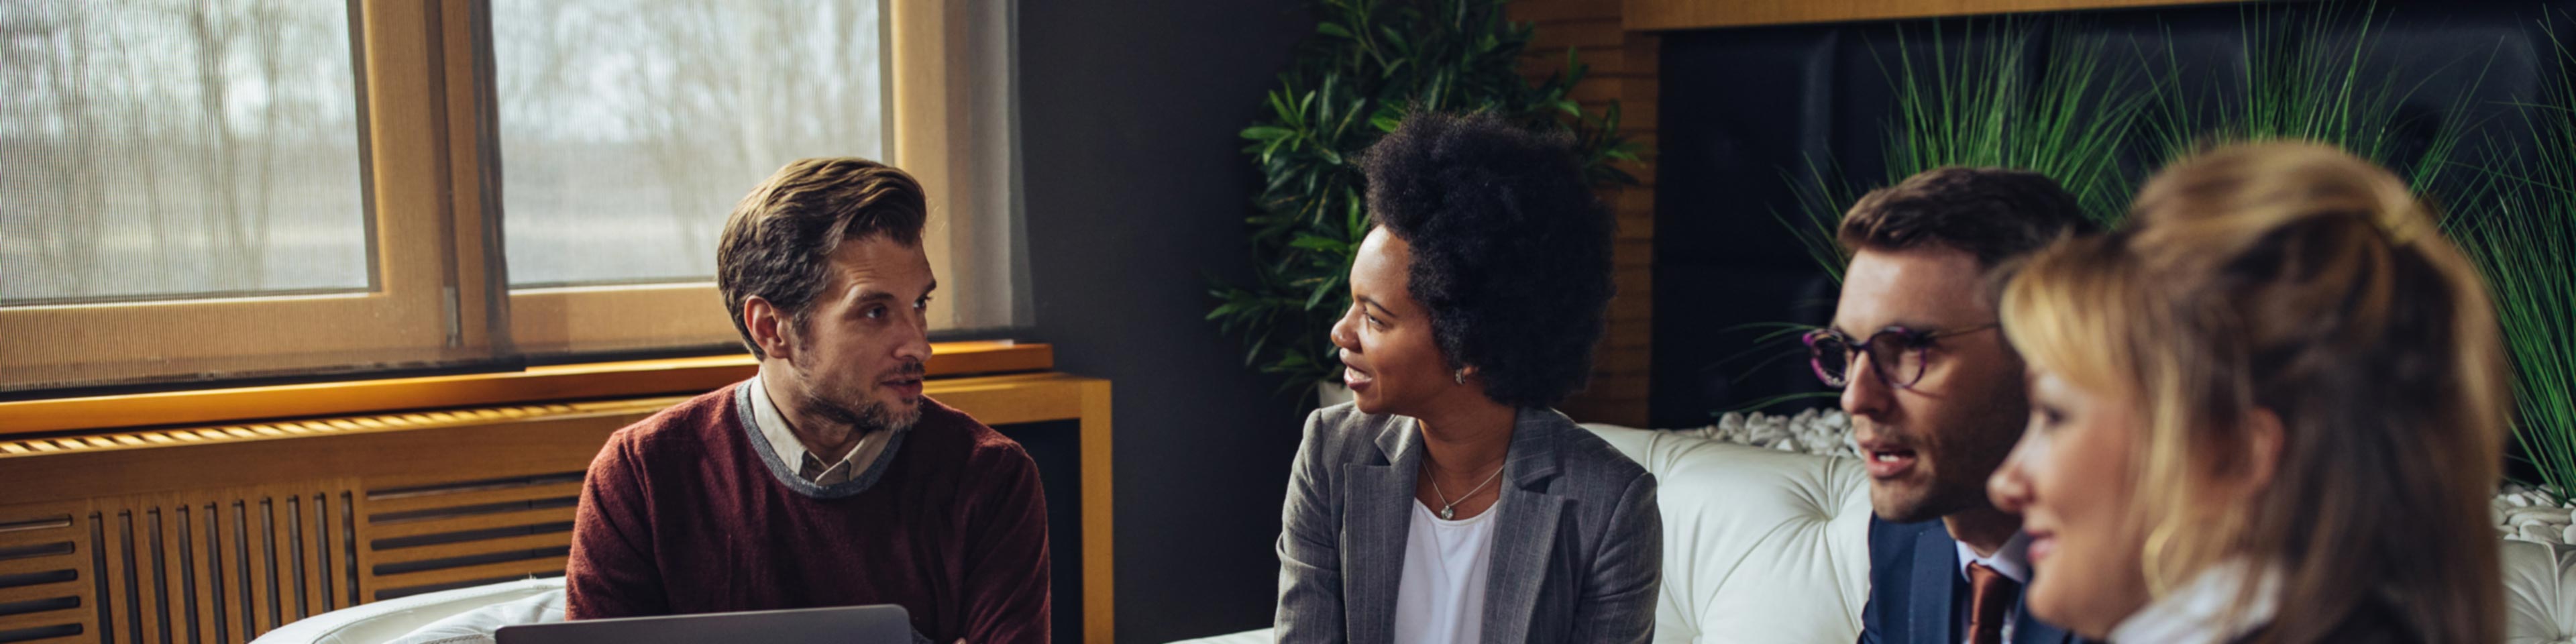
[250,578,564,644]
[1172,423,2576,644]
[2504,539,2576,644]
[380,588,566,644]
[1583,423,1874,643]
[1167,425,1876,644]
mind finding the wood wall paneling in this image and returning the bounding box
[1512,3,1658,427]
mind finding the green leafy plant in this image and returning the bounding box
[2452,23,2576,504]
[2141,3,2481,198]
[1781,19,2149,282]
[1782,6,2482,284]
[2460,174,2576,504]
[1739,18,2149,416]
[1753,6,2491,419]
[1208,0,1640,394]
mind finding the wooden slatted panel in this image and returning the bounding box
[370,533,571,568]
[131,508,168,644]
[217,500,252,644]
[367,480,582,515]
[0,502,90,644]
[315,492,345,616]
[166,502,209,644]
[97,509,139,644]
[0,519,74,551]
[335,492,361,610]
[248,499,282,635]
[189,502,230,644]
[295,493,327,621]
[0,584,74,608]
[69,483,358,644]
[0,373,1110,641]
[0,608,86,643]
[359,472,586,602]
[278,496,308,623]
[0,555,75,580]
[364,507,578,542]
[370,557,570,594]
[143,506,178,644]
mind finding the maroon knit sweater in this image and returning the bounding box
[566,382,1051,643]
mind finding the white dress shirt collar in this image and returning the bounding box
[748,370,880,483]
[1956,530,2034,585]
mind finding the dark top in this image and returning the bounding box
[566,382,1051,643]
[1859,517,2088,644]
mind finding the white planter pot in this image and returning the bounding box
[1316,382,1355,409]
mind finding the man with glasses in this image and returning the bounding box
[1818,168,2097,644]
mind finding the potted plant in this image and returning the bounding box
[2459,26,2576,508]
[1208,0,1640,406]
[1760,8,2575,532]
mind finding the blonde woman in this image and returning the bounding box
[1986,142,2510,644]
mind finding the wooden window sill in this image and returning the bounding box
[0,340,1052,437]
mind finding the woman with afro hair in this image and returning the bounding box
[1272,112,1660,644]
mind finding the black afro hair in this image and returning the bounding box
[1360,111,1616,409]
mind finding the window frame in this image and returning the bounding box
[0,0,506,392]
[1,0,1004,389]
[495,0,985,356]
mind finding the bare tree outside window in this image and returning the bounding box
[0,1,369,305]
[494,0,886,288]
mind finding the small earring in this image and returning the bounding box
[1454,369,1466,385]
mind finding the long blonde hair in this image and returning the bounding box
[2000,142,2509,643]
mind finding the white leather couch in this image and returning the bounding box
[250,578,564,644]
[1173,423,2576,644]
[245,423,2575,643]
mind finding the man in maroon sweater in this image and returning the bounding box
[567,158,1050,644]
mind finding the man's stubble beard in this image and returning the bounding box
[1874,368,2031,524]
[789,354,925,436]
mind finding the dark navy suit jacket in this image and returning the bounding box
[1856,517,2090,644]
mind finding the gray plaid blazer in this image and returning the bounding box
[1273,402,1660,644]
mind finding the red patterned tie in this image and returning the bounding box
[1966,562,2020,644]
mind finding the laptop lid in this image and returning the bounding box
[495,604,914,644]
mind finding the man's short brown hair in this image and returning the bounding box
[716,158,928,360]
[1837,166,2096,268]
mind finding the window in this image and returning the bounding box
[492,0,885,355]
[3,2,370,305]
[0,0,1024,393]
[0,1,491,392]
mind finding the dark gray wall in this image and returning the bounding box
[1016,1,1318,641]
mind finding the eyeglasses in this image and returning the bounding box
[1801,323,2000,390]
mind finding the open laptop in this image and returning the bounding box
[496,604,914,644]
